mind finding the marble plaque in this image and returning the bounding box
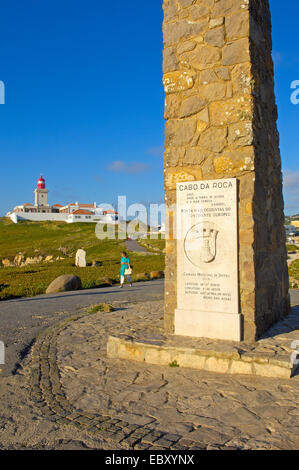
[175,178,241,341]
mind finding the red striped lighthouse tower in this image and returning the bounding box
[34,175,49,210]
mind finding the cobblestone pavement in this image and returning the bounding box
[0,299,299,450]
[0,279,164,375]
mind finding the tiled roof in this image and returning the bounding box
[72,209,94,215]
[66,203,95,208]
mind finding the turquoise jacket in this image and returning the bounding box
[120,256,130,276]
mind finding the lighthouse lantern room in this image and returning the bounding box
[37,175,46,190]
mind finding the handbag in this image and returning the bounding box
[124,264,133,275]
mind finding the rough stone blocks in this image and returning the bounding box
[163,0,290,341]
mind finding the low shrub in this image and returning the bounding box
[87,303,115,314]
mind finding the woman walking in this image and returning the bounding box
[119,251,132,288]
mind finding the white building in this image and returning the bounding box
[66,210,118,224]
[6,176,118,224]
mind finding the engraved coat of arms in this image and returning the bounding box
[184,222,219,267]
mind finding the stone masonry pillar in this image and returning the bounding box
[163,0,290,342]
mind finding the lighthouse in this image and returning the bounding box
[34,175,49,210]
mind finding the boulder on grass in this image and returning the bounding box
[100,277,114,287]
[14,254,25,266]
[150,271,164,280]
[2,258,15,267]
[46,275,82,294]
[135,273,150,281]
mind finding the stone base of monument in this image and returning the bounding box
[175,309,242,342]
[107,308,299,379]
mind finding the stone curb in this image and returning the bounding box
[107,336,298,379]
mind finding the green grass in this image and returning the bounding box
[0,218,122,259]
[0,219,165,300]
[286,244,299,252]
[4,218,296,299]
[289,259,299,282]
[138,235,165,253]
[169,360,180,368]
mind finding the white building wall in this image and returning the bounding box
[66,214,117,224]
[8,212,118,225]
[9,212,68,223]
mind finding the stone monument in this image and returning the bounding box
[163,0,290,342]
[75,249,87,268]
[107,0,296,378]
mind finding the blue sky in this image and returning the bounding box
[0,0,298,216]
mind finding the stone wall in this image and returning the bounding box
[163,0,290,341]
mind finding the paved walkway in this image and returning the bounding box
[291,288,299,305]
[125,239,148,253]
[0,298,299,450]
[0,286,298,450]
[0,280,164,375]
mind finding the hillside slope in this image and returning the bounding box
[0,219,165,300]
